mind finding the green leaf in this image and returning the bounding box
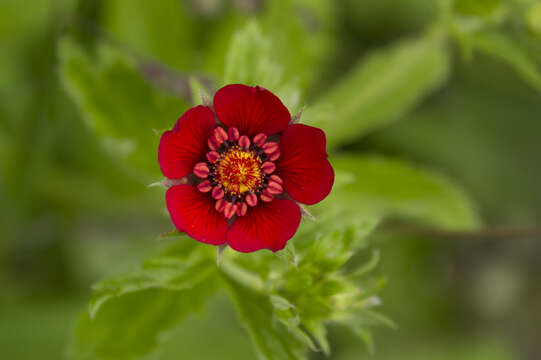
[472,31,541,91]
[58,37,189,177]
[71,242,219,360]
[316,155,480,230]
[223,21,301,112]
[527,2,541,35]
[454,0,502,17]
[222,273,307,360]
[304,32,450,147]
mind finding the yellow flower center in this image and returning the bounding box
[216,148,263,195]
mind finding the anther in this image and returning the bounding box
[245,192,258,207]
[197,180,212,193]
[268,150,280,162]
[236,202,248,217]
[238,135,251,149]
[215,199,226,213]
[207,138,218,151]
[224,202,237,219]
[260,190,274,202]
[228,127,240,142]
[211,186,224,200]
[270,174,283,184]
[262,142,279,154]
[267,181,283,195]
[206,151,220,163]
[261,162,276,174]
[193,162,209,178]
[213,127,228,144]
[253,133,267,147]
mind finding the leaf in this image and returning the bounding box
[472,31,541,91]
[316,155,480,230]
[222,273,307,360]
[453,0,502,17]
[72,283,219,360]
[58,37,189,177]
[304,32,451,147]
[223,21,301,112]
[527,2,541,35]
[71,242,219,360]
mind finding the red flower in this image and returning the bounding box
[158,84,334,253]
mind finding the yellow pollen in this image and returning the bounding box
[216,148,263,195]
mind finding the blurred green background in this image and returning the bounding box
[1,0,540,359]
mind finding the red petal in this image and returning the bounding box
[227,200,301,253]
[166,185,227,246]
[158,106,215,179]
[213,84,291,137]
[276,124,334,205]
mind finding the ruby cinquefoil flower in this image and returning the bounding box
[158,84,334,253]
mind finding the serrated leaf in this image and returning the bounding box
[70,242,218,360]
[317,155,480,230]
[472,31,541,91]
[222,273,307,360]
[304,32,450,147]
[72,281,219,360]
[58,37,189,177]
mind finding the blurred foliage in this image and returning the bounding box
[1,0,540,359]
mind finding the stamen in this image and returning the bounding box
[268,150,280,162]
[262,142,279,154]
[212,186,224,200]
[197,180,212,193]
[215,199,226,213]
[214,127,228,143]
[193,162,210,178]
[228,127,240,142]
[206,151,220,163]
[224,202,237,219]
[238,135,251,149]
[261,162,276,174]
[245,192,258,207]
[270,174,283,184]
[236,202,248,216]
[260,190,274,202]
[208,138,218,151]
[253,133,267,147]
[267,181,283,195]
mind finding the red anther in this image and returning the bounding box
[245,192,258,207]
[270,174,283,184]
[260,190,274,202]
[267,181,283,195]
[253,133,267,147]
[207,138,218,151]
[268,150,280,161]
[228,127,240,142]
[224,202,237,219]
[262,142,279,154]
[236,202,248,216]
[214,127,228,143]
[193,162,209,178]
[238,135,251,149]
[197,180,212,193]
[211,186,224,200]
[215,199,226,213]
[261,161,276,174]
[206,151,220,163]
